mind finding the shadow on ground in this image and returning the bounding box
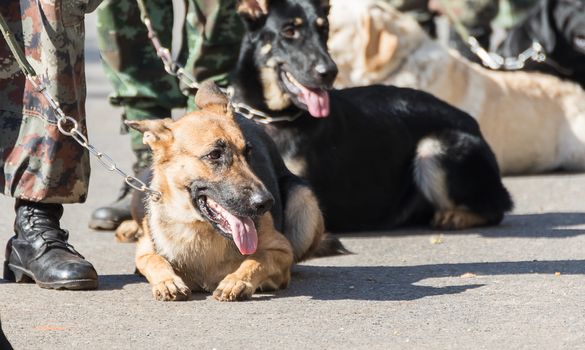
[0,273,146,290]
[478,212,585,238]
[278,259,585,301]
[98,273,145,290]
[336,212,585,239]
[2,260,583,302]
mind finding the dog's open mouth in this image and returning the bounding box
[196,196,258,255]
[280,71,330,118]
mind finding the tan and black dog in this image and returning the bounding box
[123,82,345,302]
[230,0,513,232]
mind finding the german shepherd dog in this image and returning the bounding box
[230,0,513,232]
[497,0,585,89]
[124,82,344,301]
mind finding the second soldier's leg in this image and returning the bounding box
[447,0,499,62]
[90,0,186,230]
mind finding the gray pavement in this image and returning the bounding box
[2,11,585,350]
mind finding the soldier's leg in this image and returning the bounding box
[1,1,99,289]
[90,0,186,230]
[447,0,499,62]
[91,0,243,229]
[184,0,244,111]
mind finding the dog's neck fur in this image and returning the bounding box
[147,172,216,261]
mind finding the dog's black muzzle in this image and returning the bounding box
[190,181,274,218]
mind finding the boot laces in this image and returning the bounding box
[26,212,85,261]
[33,231,85,261]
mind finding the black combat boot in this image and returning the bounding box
[3,200,98,290]
[88,182,132,230]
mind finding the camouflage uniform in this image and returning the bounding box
[96,0,243,164]
[0,0,101,204]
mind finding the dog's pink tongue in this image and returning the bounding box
[207,199,258,255]
[225,214,258,255]
[298,86,330,118]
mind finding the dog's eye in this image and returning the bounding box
[282,25,299,39]
[245,143,253,157]
[206,149,223,160]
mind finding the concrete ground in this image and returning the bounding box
[1,11,585,350]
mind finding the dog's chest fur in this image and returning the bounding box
[148,206,245,292]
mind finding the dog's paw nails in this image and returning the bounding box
[432,209,486,230]
[432,211,456,230]
[213,278,254,302]
[152,278,191,301]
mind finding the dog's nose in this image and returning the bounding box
[250,192,274,215]
[314,62,338,85]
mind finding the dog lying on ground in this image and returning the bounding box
[497,0,585,88]
[329,0,585,175]
[229,0,513,232]
[123,81,345,301]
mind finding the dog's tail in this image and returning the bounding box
[310,233,352,259]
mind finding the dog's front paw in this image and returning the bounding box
[152,277,191,301]
[115,220,143,243]
[213,276,254,302]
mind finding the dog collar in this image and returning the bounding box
[232,102,304,124]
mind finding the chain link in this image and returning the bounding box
[136,0,300,124]
[467,38,546,71]
[436,0,548,71]
[0,10,163,202]
[1,2,297,205]
[30,75,162,201]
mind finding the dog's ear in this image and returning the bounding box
[362,12,398,73]
[195,80,231,115]
[237,0,269,28]
[125,119,173,150]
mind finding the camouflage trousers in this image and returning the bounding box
[0,0,101,203]
[96,0,243,162]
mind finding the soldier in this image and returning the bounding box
[386,0,499,61]
[0,0,102,289]
[89,0,244,230]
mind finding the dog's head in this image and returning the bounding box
[328,0,426,87]
[127,82,274,255]
[237,0,338,117]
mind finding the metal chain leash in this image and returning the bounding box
[436,0,547,71]
[466,36,546,70]
[0,12,162,202]
[136,0,302,124]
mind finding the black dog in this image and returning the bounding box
[497,0,585,88]
[230,0,513,232]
